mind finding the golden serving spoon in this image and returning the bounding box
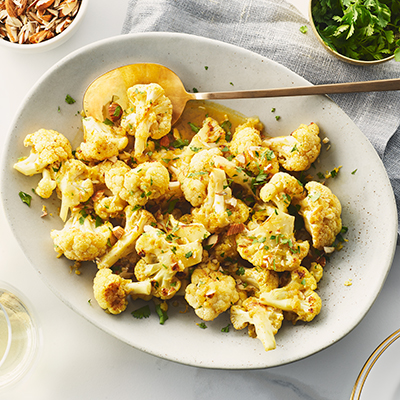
[83,63,400,125]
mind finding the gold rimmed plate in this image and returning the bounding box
[351,329,400,399]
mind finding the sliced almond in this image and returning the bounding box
[57,0,77,17]
[28,29,48,43]
[16,0,28,16]
[226,223,245,236]
[5,23,18,41]
[5,0,18,18]
[36,0,55,11]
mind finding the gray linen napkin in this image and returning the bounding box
[122,0,400,238]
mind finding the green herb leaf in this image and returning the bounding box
[19,191,32,206]
[172,138,189,148]
[155,304,169,325]
[300,25,308,34]
[65,94,76,104]
[131,305,151,319]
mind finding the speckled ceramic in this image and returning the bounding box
[1,32,397,369]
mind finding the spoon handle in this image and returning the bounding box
[194,78,400,100]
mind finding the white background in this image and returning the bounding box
[1,1,399,399]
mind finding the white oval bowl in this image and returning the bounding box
[0,32,397,369]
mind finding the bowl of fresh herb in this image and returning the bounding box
[309,0,400,65]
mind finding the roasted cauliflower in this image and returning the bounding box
[236,211,309,272]
[192,168,250,233]
[93,267,152,314]
[185,260,239,321]
[50,208,113,261]
[56,159,94,222]
[259,267,322,323]
[294,181,342,250]
[121,83,172,157]
[105,161,170,208]
[263,123,321,171]
[230,297,284,351]
[134,225,205,299]
[76,116,128,161]
[13,128,72,176]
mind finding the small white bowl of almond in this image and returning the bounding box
[0,0,88,53]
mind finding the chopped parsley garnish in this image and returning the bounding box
[155,304,169,325]
[221,324,230,333]
[103,118,114,126]
[65,94,76,104]
[197,322,207,329]
[236,266,245,275]
[188,122,200,133]
[300,25,308,34]
[166,198,178,214]
[18,191,32,206]
[351,169,358,175]
[185,251,193,258]
[172,138,189,148]
[95,215,103,228]
[131,305,151,319]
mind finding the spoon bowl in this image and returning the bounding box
[83,63,400,125]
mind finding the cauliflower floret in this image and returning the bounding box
[234,145,280,179]
[212,233,239,265]
[177,117,227,166]
[235,266,280,297]
[50,209,113,261]
[229,119,262,156]
[185,260,239,321]
[309,262,324,283]
[230,297,283,351]
[160,214,210,244]
[236,211,309,272]
[259,266,322,323]
[180,148,223,207]
[212,155,255,194]
[93,267,152,315]
[121,83,172,157]
[293,181,342,250]
[106,161,170,208]
[76,116,128,161]
[259,172,305,213]
[13,128,72,176]
[263,123,321,171]
[192,168,250,233]
[97,206,156,269]
[35,167,57,199]
[135,225,205,299]
[57,159,94,222]
[93,191,127,220]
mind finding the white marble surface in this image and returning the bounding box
[0,0,399,398]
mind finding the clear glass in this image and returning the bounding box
[0,282,41,390]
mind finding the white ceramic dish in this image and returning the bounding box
[351,329,400,400]
[0,32,397,369]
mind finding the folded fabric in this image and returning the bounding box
[122,0,400,238]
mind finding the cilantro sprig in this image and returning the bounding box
[311,0,400,61]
